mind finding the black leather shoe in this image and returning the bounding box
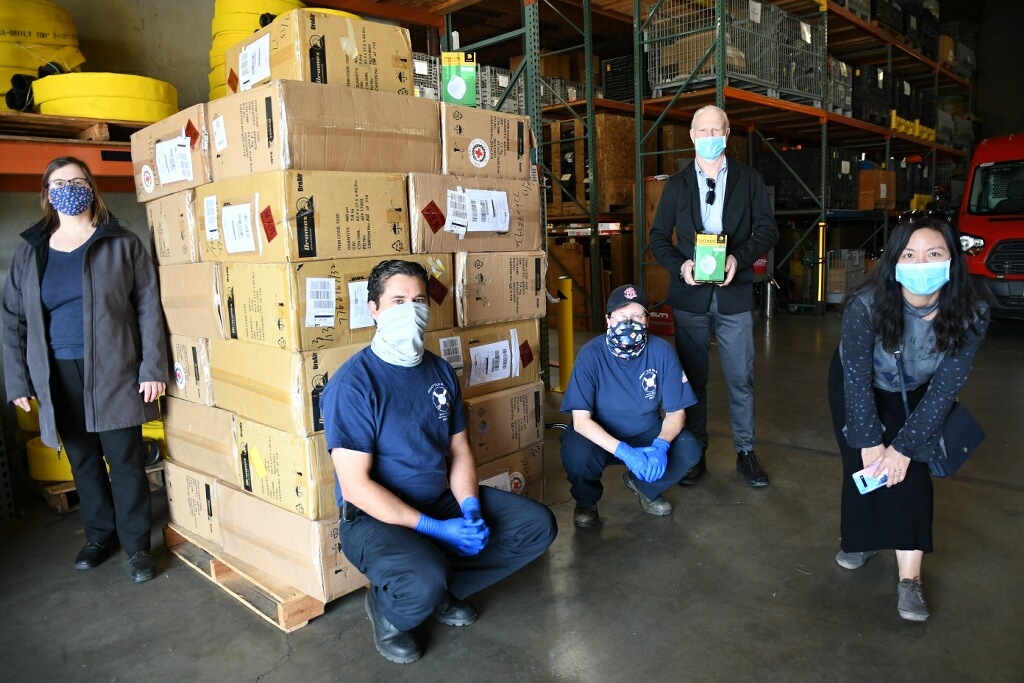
[432,591,477,626]
[75,541,117,570]
[127,550,156,583]
[573,504,599,528]
[679,452,707,486]
[365,589,421,664]
[737,450,769,488]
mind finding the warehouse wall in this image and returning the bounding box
[975,0,1024,137]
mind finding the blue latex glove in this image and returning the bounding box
[460,496,491,548]
[615,442,655,482]
[416,514,488,556]
[642,438,670,482]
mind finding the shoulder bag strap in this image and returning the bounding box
[893,348,911,420]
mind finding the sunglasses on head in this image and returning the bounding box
[897,209,950,225]
[705,177,716,205]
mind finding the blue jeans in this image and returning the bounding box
[339,487,556,632]
[672,291,756,452]
[559,422,702,508]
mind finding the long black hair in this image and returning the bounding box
[848,217,987,354]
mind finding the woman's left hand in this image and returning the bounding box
[139,381,165,403]
[872,446,911,487]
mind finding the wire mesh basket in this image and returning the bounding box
[827,56,853,113]
[826,249,866,304]
[774,4,826,102]
[412,52,440,101]
[478,65,526,114]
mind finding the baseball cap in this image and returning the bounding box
[606,284,649,315]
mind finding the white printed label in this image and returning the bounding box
[221,203,256,253]
[347,281,374,329]
[879,184,888,199]
[239,33,271,91]
[800,22,812,44]
[306,278,336,328]
[203,195,219,241]
[154,136,192,186]
[479,471,511,492]
[498,73,509,87]
[904,82,911,96]
[841,160,851,175]
[414,59,429,76]
[468,340,512,387]
[438,335,464,371]
[840,62,848,77]
[509,328,521,377]
[749,1,762,23]
[444,188,469,236]
[466,189,510,233]
[212,115,228,152]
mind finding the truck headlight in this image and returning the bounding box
[959,233,985,255]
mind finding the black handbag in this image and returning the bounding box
[894,350,985,477]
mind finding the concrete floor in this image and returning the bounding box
[2,312,1023,681]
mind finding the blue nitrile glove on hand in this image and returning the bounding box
[416,513,488,556]
[641,438,670,482]
[460,496,490,548]
[615,441,656,483]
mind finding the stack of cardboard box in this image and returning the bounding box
[129,9,546,606]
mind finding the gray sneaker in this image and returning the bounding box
[835,549,877,570]
[897,578,930,622]
[623,472,672,516]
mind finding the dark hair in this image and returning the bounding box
[367,260,429,306]
[848,217,986,354]
[39,156,110,232]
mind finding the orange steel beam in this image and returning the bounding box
[0,138,135,193]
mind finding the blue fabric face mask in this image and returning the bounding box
[48,184,94,217]
[605,320,648,360]
[895,260,951,296]
[694,135,727,161]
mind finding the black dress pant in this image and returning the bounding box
[50,358,151,554]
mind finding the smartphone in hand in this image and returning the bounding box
[852,465,888,495]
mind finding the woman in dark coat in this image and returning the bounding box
[3,156,168,582]
[828,214,988,622]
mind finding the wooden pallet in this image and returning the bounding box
[38,462,166,514]
[164,524,326,632]
[0,111,147,142]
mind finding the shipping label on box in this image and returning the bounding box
[146,189,200,266]
[167,335,213,406]
[158,263,226,340]
[455,251,546,326]
[464,381,544,464]
[196,170,409,263]
[210,340,365,436]
[693,233,727,283]
[218,483,366,603]
[407,174,541,254]
[222,253,452,352]
[162,397,239,486]
[165,460,222,547]
[424,318,540,399]
[130,103,211,202]
[236,419,337,521]
[206,80,440,183]
[441,104,533,180]
[226,10,412,96]
[476,443,544,502]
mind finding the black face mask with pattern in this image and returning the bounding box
[605,320,648,360]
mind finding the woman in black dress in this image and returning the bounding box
[828,214,988,622]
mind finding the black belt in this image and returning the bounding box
[341,501,361,522]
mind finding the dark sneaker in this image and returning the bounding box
[573,504,599,528]
[679,451,707,486]
[836,550,877,570]
[623,472,672,516]
[127,550,156,583]
[365,589,422,664]
[737,450,769,488]
[432,591,477,626]
[897,578,930,622]
[75,541,117,570]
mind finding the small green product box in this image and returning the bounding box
[441,52,477,106]
[694,233,727,283]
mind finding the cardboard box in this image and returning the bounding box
[938,35,956,69]
[158,263,226,339]
[476,443,543,503]
[857,169,896,210]
[146,189,200,266]
[222,253,453,352]
[235,418,336,521]
[209,340,365,436]
[162,397,239,486]
[130,103,212,202]
[196,171,409,263]
[407,174,542,253]
[207,80,441,183]
[454,251,546,327]
[164,460,222,546]
[694,233,727,283]
[167,335,213,406]
[218,483,366,603]
[440,104,533,180]
[464,381,544,464]
[424,319,541,399]
[225,10,412,95]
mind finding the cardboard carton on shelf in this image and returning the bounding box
[464,381,545,464]
[424,319,541,400]
[130,103,211,202]
[162,397,239,486]
[454,251,546,327]
[476,443,544,503]
[164,459,222,547]
[146,189,200,266]
[857,169,897,210]
[440,104,534,181]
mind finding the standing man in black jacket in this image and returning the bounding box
[649,105,779,488]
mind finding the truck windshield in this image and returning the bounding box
[967,160,1024,214]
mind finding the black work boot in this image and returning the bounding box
[365,589,422,664]
[737,450,769,488]
[679,449,707,486]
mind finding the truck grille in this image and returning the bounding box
[987,239,1024,276]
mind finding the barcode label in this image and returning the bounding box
[468,341,512,387]
[305,278,336,328]
[439,336,464,370]
[212,115,228,152]
[444,189,469,236]
[221,203,256,253]
[203,195,219,241]
[154,136,193,185]
[239,34,271,91]
[466,189,509,233]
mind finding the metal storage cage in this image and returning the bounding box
[826,249,866,304]
[774,4,826,104]
[827,56,853,115]
[412,52,440,100]
[478,65,526,114]
[602,54,651,102]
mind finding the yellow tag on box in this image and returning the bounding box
[694,233,727,283]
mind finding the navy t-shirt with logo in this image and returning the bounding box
[560,335,697,440]
[321,348,465,507]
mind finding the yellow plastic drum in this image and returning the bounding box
[141,419,166,459]
[14,398,40,433]
[27,436,73,481]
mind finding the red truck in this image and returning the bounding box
[958,134,1024,319]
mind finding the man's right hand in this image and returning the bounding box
[680,259,697,286]
[416,514,489,556]
[12,397,32,412]
[615,442,657,482]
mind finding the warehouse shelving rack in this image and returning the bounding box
[631,0,971,315]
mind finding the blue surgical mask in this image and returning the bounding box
[895,260,951,296]
[694,135,727,161]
